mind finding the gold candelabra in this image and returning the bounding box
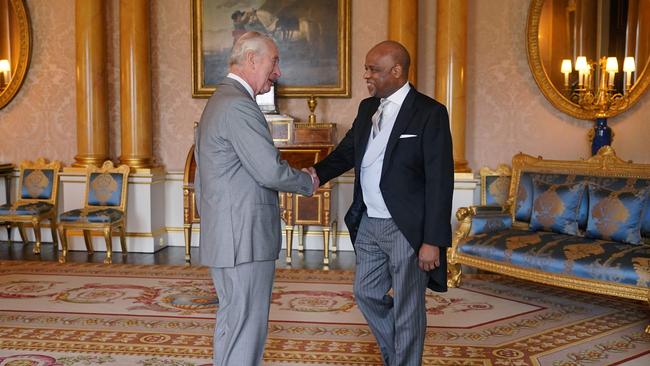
[562,56,636,118]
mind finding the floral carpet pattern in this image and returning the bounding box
[0,260,648,365]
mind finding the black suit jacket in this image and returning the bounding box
[314,86,454,292]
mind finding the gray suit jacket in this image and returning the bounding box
[194,77,313,268]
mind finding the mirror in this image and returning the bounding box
[0,0,31,110]
[527,0,650,120]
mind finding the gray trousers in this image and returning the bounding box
[354,214,429,366]
[210,260,275,366]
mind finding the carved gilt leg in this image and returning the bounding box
[183,224,192,263]
[32,218,41,254]
[447,247,463,288]
[646,292,650,334]
[285,225,294,263]
[322,227,330,266]
[50,215,59,248]
[83,230,94,254]
[5,224,11,243]
[103,227,113,264]
[58,226,68,263]
[297,225,304,251]
[118,224,127,255]
[447,207,473,288]
[330,220,338,252]
[17,223,28,245]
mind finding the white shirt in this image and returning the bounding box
[227,73,254,99]
[361,82,411,218]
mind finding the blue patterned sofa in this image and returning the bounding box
[448,147,650,333]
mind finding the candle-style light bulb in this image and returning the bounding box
[0,59,10,87]
[623,56,636,91]
[605,57,618,87]
[561,59,572,87]
[575,56,588,87]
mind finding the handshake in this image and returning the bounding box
[301,167,320,194]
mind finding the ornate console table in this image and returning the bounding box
[183,119,338,265]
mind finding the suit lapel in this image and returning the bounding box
[381,88,418,178]
[355,98,380,171]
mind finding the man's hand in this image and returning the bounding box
[418,243,440,272]
[302,167,319,194]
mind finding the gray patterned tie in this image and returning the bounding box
[371,98,389,138]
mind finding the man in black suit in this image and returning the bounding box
[308,40,454,365]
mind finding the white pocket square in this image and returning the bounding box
[399,134,417,138]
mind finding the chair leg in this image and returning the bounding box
[118,224,127,255]
[32,218,41,255]
[50,215,59,248]
[17,223,28,245]
[5,223,11,244]
[103,227,113,264]
[58,226,68,263]
[82,230,94,254]
[183,224,192,263]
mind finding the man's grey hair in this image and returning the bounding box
[229,31,275,67]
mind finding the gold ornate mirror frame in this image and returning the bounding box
[526,0,650,120]
[0,0,32,110]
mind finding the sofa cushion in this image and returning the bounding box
[0,202,54,215]
[514,173,534,222]
[60,208,123,223]
[459,229,650,287]
[585,185,648,245]
[485,175,511,207]
[515,173,589,225]
[513,174,650,233]
[469,212,513,236]
[529,180,585,235]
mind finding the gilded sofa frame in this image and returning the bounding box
[448,147,650,333]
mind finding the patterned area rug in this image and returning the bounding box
[0,260,648,365]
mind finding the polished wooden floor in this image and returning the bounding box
[0,240,356,271]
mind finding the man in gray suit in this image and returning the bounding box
[194,31,318,366]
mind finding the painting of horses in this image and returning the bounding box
[192,0,350,98]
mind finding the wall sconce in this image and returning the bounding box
[0,59,10,88]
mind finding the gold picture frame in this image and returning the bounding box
[0,0,32,110]
[191,0,350,98]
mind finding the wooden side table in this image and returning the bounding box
[182,119,338,265]
[277,122,338,265]
[277,144,337,265]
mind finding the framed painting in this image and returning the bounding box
[191,0,350,98]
